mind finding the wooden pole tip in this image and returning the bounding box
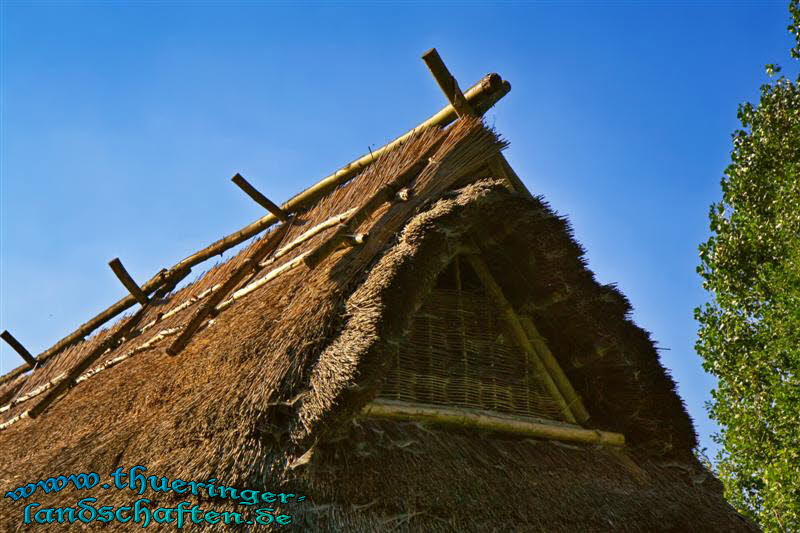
[108,258,149,306]
[1,330,37,368]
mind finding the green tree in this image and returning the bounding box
[696,3,800,530]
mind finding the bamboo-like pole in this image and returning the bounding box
[108,258,149,306]
[258,208,356,268]
[0,266,189,387]
[167,219,293,356]
[362,399,624,446]
[303,135,446,269]
[519,316,590,423]
[280,72,509,212]
[231,173,289,222]
[463,253,578,424]
[1,331,37,369]
[0,72,512,388]
[221,251,311,309]
[0,120,504,415]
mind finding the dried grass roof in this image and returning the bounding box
[0,117,753,530]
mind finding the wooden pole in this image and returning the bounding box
[28,307,148,419]
[463,253,578,424]
[231,173,289,222]
[519,316,590,424]
[167,219,293,356]
[362,399,624,446]
[421,49,532,200]
[1,331,37,369]
[280,72,509,212]
[259,208,355,268]
[0,72,512,388]
[303,135,446,270]
[421,49,476,118]
[343,233,368,246]
[108,258,149,306]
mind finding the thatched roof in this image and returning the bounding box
[0,82,754,530]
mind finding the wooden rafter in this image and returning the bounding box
[303,134,447,270]
[422,48,476,118]
[166,218,294,356]
[28,307,148,419]
[519,316,590,423]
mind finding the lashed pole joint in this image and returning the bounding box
[422,48,531,198]
[108,258,149,306]
[231,173,289,222]
[422,49,476,118]
[1,331,37,369]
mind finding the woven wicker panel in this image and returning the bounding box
[379,288,567,422]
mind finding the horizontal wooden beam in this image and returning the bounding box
[362,400,625,446]
[231,173,289,222]
[108,258,149,306]
[1,331,36,369]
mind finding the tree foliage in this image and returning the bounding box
[696,3,800,530]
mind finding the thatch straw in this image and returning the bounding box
[0,119,749,531]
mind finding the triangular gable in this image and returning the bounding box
[364,249,627,447]
[378,254,575,423]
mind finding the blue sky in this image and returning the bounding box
[1,1,796,459]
